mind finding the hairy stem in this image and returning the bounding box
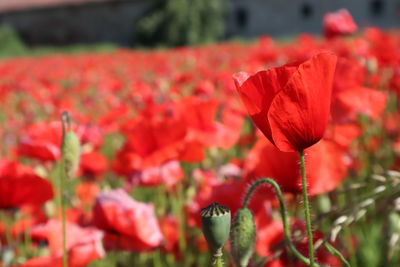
[299,150,315,267]
[243,177,316,266]
[212,248,224,267]
[60,162,68,267]
[324,242,351,267]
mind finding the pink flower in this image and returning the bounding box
[92,189,163,251]
[323,9,358,38]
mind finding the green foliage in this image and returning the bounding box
[0,25,27,57]
[135,0,226,47]
[0,25,116,58]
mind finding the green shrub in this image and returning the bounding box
[135,0,226,47]
[0,25,27,57]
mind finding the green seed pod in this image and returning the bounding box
[230,207,256,267]
[200,202,231,251]
[366,57,378,75]
[61,130,80,179]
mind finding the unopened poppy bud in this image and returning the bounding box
[61,112,80,179]
[200,202,231,251]
[366,57,378,75]
[62,130,80,179]
[230,207,256,267]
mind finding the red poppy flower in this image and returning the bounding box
[0,160,54,209]
[18,122,62,161]
[75,124,104,149]
[244,138,349,196]
[332,86,387,123]
[258,219,341,266]
[254,202,283,258]
[29,219,104,267]
[325,123,361,149]
[128,160,183,187]
[365,27,400,68]
[331,58,387,123]
[113,114,187,174]
[323,9,358,39]
[175,96,243,149]
[76,181,101,206]
[159,215,180,255]
[18,119,104,163]
[389,67,400,97]
[194,79,215,96]
[8,205,47,237]
[79,151,108,178]
[92,189,163,251]
[234,52,337,152]
[13,255,60,267]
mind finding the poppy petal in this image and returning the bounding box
[233,66,297,145]
[268,53,337,152]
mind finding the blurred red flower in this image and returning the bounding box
[92,189,163,251]
[0,160,54,208]
[159,215,180,256]
[18,122,62,161]
[244,138,349,196]
[234,53,337,152]
[331,58,387,123]
[80,151,108,178]
[18,121,103,163]
[0,205,47,241]
[76,180,101,206]
[323,9,358,39]
[13,255,60,267]
[128,160,183,188]
[21,219,104,267]
[113,114,188,174]
[260,221,341,266]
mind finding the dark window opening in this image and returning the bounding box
[300,3,313,19]
[370,0,385,16]
[236,7,248,28]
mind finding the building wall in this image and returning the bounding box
[0,0,398,46]
[0,0,153,45]
[226,0,400,38]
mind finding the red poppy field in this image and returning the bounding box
[1,14,400,267]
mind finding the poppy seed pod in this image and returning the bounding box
[230,207,256,267]
[62,130,80,179]
[200,202,231,251]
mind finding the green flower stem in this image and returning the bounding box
[324,243,351,267]
[212,248,223,267]
[60,113,69,267]
[1,210,13,248]
[243,178,315,266]
[60,162,68,267]
[299,150,315,267]
[176,182,187,253]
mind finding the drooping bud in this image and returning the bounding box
[230,207,256,267]
[200,202,231,251]
[61,112,80,179]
